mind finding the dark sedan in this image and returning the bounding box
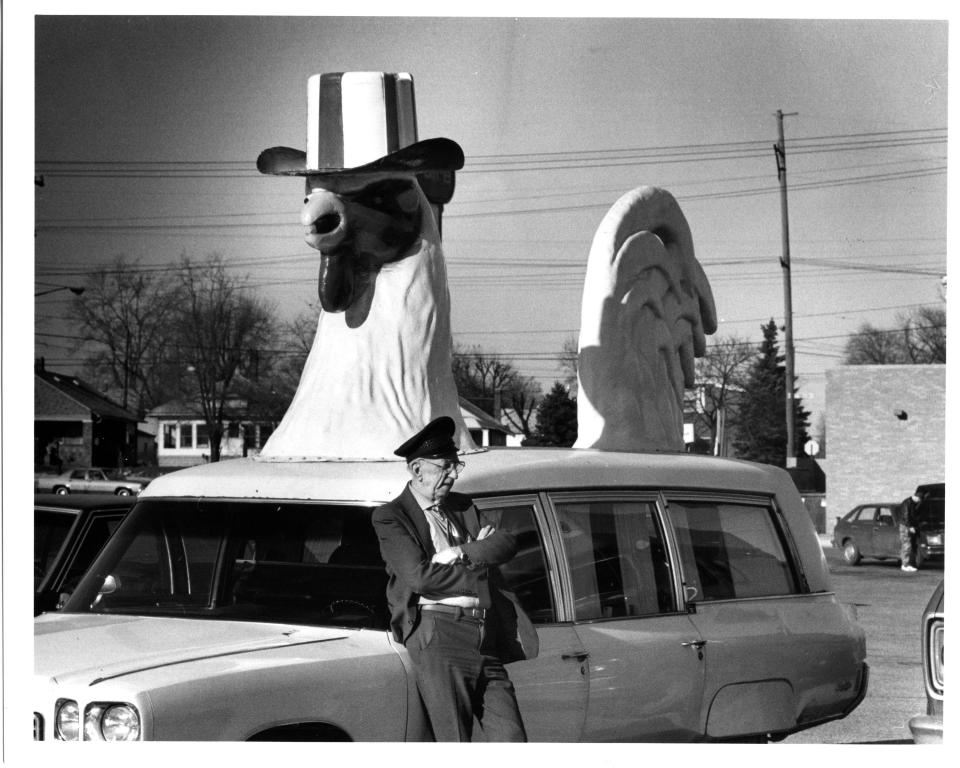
[34,493,134,615]
[832,493,944,568]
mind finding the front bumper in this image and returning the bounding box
[918,543,944,558]
[908,714,943,744]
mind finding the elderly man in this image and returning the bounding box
[372,416,537,742]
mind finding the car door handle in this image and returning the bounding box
[680,640,707,649]
[561,651,590,662]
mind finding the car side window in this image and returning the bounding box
[667,497,799,602]
[70,470,86,480]
[55,515,124,604]
[474,501,557,624]
[878,508,895,526]
[34,509,77,587]
[553,498,674,621]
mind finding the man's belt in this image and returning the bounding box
[419,604,486,620]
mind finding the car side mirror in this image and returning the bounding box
[91,574,121,608]
[99,574,120,595]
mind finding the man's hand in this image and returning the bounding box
[432,546,463,565]
[477,525,495,540]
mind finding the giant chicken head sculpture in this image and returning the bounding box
[255,72,475,460]
[575,186,718,453]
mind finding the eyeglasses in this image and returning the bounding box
[419,459,465,474]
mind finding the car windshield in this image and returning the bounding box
[63,499,389,630]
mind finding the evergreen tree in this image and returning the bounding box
[527,382,578,447]
[731,320,810,466]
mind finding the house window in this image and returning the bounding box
[228,422,240,439]
[196,423,210,448]
[162,424,176,449]
[179,423,194,449]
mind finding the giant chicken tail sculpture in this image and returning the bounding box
[575,186,718,452]
[255,72,476,460]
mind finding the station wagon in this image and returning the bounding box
[34,448,867,742]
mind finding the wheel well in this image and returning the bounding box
[247,723,352,742]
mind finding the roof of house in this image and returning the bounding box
[458,397,518,434]
[35,369,139,422]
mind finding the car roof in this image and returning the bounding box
[34,493,137,511]
[851,502,900,508]
[140,447,789,504]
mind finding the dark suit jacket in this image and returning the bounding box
[372,485,538,662]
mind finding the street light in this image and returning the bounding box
[35,284,85,297]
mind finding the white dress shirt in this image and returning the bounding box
[409,483,479,608]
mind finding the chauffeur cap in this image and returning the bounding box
[393,416,459,462]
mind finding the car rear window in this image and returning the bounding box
[666,498,799,602]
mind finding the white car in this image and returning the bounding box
[34,467,145,496]
[33,448,867,742]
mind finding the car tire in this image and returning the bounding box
[54,486,69,495]
[842,539,861,565]
[116,488,132,496]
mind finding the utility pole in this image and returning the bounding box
[774,109,798,469]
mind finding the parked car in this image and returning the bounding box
[33,449,868,742]
[908,580,944,743]
[831,489,944,568]
[119,465,178,487]
[832,502,902,565]
[34,494,135,615]
[913,483,945,569]
[34,467,146,496]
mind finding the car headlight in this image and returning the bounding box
[924,533,943,546]
[55,699,80,741]
[84,703,141,741]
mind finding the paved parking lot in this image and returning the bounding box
[782,543,943,744]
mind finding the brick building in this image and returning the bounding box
[823,364,945,536]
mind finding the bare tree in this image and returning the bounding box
[693,334,754,455]
[452,344,541,439]
[558,334,579,396]
[72,256,182,413]
[500,376,541,438]
[844,323,907,364]
[251,306,318,421]
[844,305,946,364]
[174,256,276,462]
[903,306,946,363]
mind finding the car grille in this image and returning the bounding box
[34,712,43,741]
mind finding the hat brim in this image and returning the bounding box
[257,137,464,177]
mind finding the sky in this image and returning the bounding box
[15,5,953,433]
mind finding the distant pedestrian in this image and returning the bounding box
[896,492,920,572]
